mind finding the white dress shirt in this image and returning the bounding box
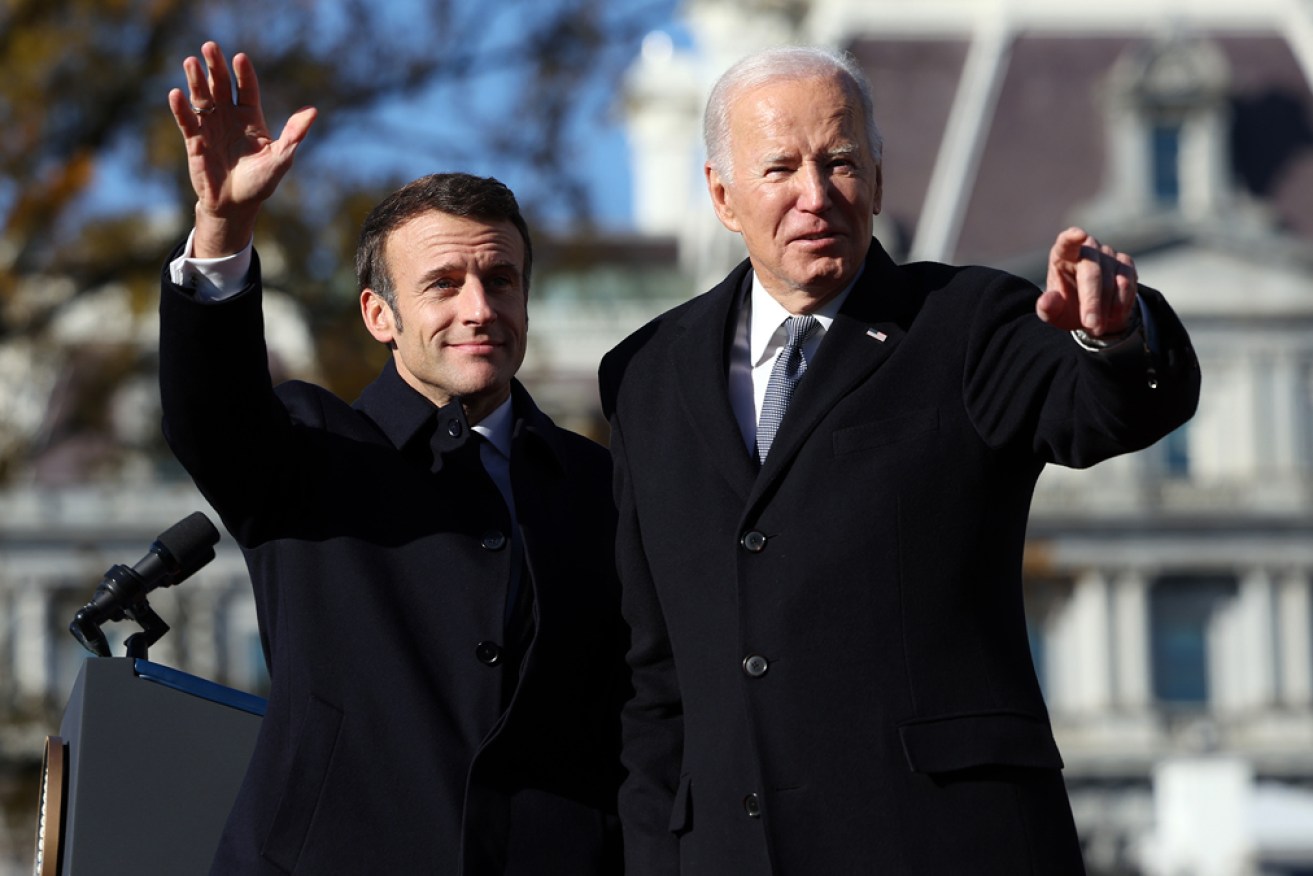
[728,270,860,454]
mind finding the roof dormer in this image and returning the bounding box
[1078,33,1261,231]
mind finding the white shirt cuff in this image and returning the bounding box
[167,229,254,301]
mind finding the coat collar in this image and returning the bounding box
[670,259,760,501]
[354,358,566,477]
[668,239,923,503]
[354,357,436,452]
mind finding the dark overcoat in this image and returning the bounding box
[159,254,623,875]
[598,240,1199,875]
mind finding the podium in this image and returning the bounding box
[41,658,266,875]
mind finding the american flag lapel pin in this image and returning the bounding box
[866,328,888,342]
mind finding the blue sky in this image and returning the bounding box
[307,2,693,231]
[84,2,693,234]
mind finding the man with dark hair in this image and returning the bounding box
[600,45,1200,874]
[355,172,536,322]
[160,42,621,874]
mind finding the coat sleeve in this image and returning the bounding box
[157,247,307,544]
[600,382,683,875]
[961,272,1200,468]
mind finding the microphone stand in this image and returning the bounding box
[68,511,219,660]
[69,565,173,660]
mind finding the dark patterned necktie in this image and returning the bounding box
[757,314,818,464]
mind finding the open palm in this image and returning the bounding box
[168,41,316,255]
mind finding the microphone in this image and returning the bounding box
[70,512,221,657]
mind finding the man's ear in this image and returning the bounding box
[360,288,396,344]
[872,163,883,216]
[705,162,741,233]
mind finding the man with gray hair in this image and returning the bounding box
[600,45,1199,873]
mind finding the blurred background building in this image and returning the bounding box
[2,0,1311,873]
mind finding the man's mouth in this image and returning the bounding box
[794,229,843,245]
[448,339,502,354]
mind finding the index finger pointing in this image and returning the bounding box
[1075,235,1107,333]
[1051,226,1088,261]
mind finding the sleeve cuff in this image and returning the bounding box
[1070,296,1150,353]
[167,229,254,301]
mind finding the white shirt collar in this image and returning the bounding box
[471,395,514,459]
[747,265,864,367]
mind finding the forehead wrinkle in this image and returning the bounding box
[735,97,866,160]
[416,256,520,285]
[392,224,522,280]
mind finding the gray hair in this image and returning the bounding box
[703,46,883,183]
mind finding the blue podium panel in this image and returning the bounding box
[56,658,265,876]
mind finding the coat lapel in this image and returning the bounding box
[670,264,758,501]
[750,241,923,500]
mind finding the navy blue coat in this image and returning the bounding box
[599,239,1199,875]
[160,253,623,875]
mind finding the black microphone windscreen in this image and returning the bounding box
[154,512,221,576]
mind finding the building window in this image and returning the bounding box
[1162,424,1191,478]
[1151,121,1182,206]
[1150,575,1236,705]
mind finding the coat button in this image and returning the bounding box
[481,530,507,551]
[475,641,503,666]
[743,793,762,818]
[740,530,767,553]
[742,654,769,678]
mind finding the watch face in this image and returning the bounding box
[33,736,66,876]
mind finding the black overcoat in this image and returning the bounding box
[598,240,1199,875]
[159,254,623,875]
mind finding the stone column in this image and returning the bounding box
[1209,570,1275,713]
[1050,570,1113,713]
[1276,570,1313,708]
[13,579,51,699]
[1112,570,1152,709]
[1265,353,1300,472]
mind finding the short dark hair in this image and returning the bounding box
[355,173,533,318]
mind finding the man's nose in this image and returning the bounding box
[460,280,496,323]
[795,164,832,213]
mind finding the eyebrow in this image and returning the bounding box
[417,265,459,288]
[759,142,861,165]
[416,260,521,289]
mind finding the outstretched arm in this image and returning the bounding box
[167,41,317,258]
